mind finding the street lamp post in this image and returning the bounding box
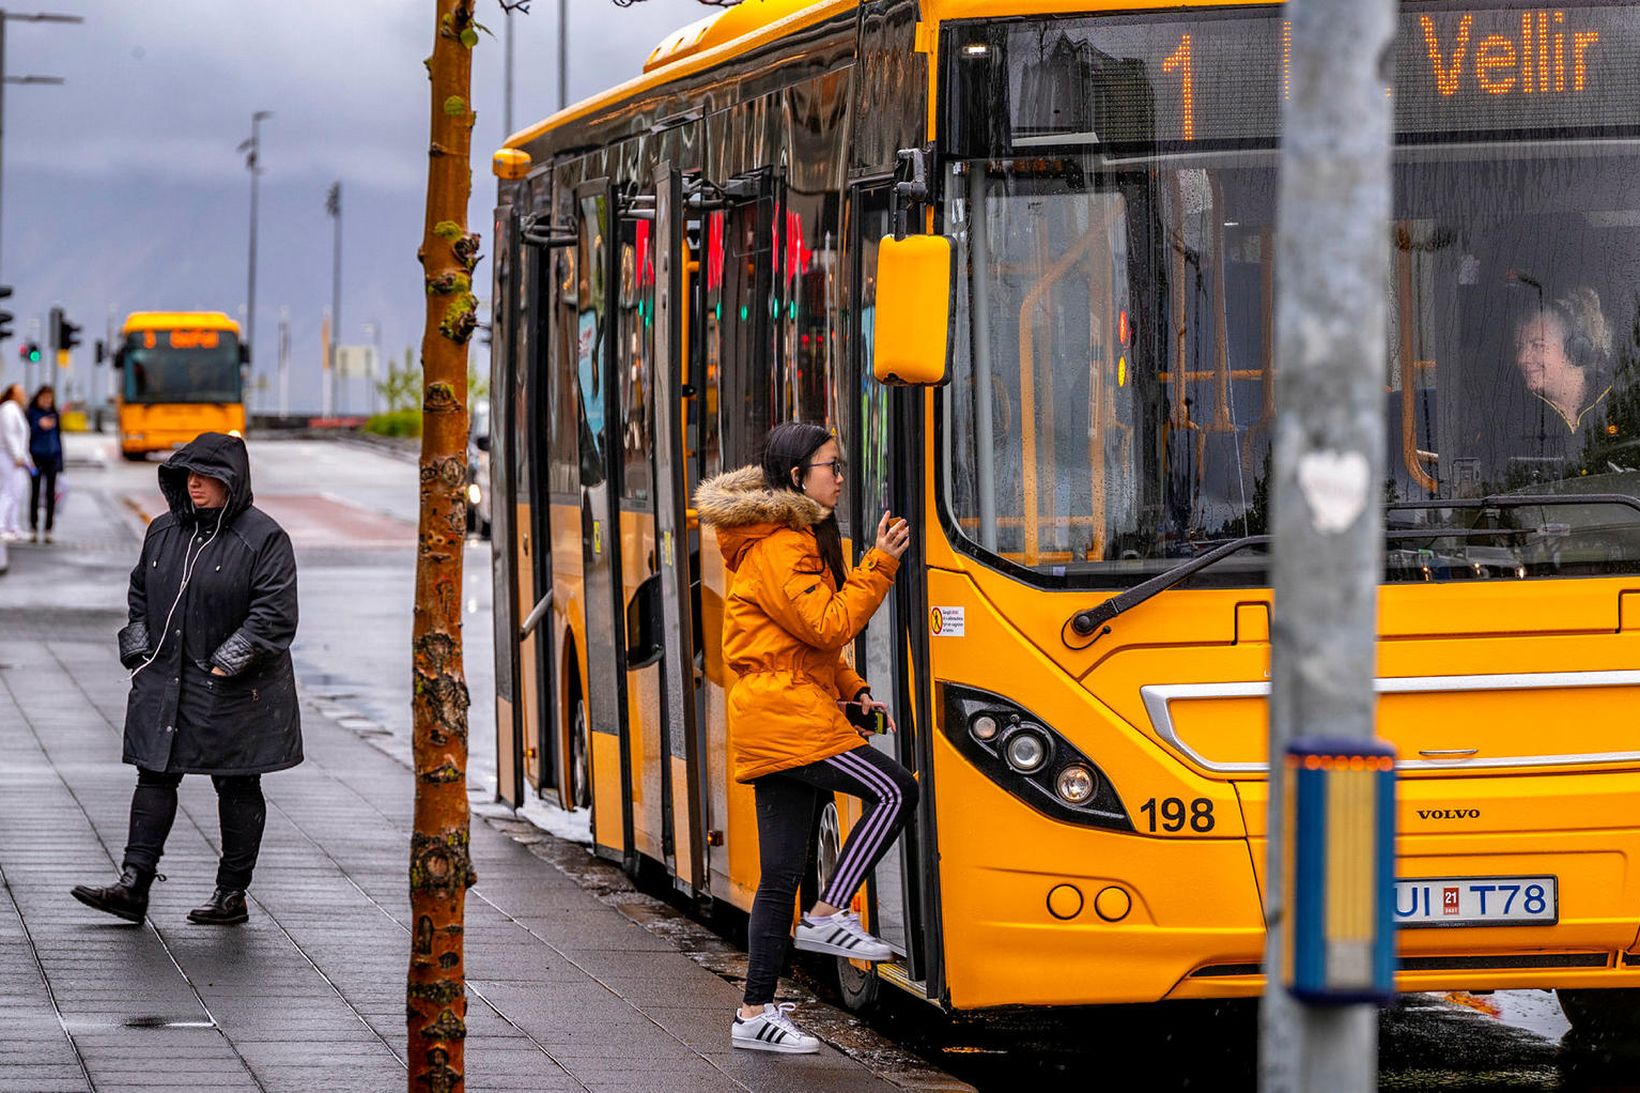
[0,10,81,285]
[239,111,271,380]
[326,181,341,417]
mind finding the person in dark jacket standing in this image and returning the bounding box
[26,385,63,542]
[71,432,302,926]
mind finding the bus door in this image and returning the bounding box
[517,222,560,804]
[850,181,939,991]
[701,168,778,902]
[613,183,667,869]
[647,163,708,895]
[574,178,637,867]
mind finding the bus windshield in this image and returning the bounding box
[940,5,1640,588]
[123,330,243,405]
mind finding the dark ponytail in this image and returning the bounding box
[762,422,846,587]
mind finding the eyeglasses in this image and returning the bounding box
[803,458,846,478]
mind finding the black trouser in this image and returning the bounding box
[28,466,56,532]
[743,744,918,1006]
[122,768,267,890]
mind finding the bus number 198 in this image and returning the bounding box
[1141,797,1215,833]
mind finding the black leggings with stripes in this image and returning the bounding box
[743,743,918,1006]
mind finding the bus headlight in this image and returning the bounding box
[940,683,1132,832]
[1004,729,1049,773]
[467,483,482,505]
[1056,765,1097,805]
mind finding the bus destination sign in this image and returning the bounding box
[139,329,222,350]
[1008,5,1640,147]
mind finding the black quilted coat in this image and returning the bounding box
[117,432,302,775]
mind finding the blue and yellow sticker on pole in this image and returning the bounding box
[1283,736,1397,1005]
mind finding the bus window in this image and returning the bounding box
[720,184,776,469]
[942,12,1640,587]
[618,214,655,505]
[578,191,611,488]
[549,201,581,498]
[124,333,243,404]
[699,209,726,480]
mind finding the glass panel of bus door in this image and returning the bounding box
[614,190,665,868]
[524,235,560,801]
[575,179,636,866]
[704,170,777,897]
[851,182,927,975]
[648,163,707,894]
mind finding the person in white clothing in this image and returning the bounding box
[0,383,33,540]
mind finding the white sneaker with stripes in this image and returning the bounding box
[793,910,894,961]
[731,1002,821,1053]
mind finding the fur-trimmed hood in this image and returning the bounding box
[694,465,829,572]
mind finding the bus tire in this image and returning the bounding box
[569,694,591,811]
[121,450,147,463]
[816,801,882,1013]
[1559,989,1640,1048]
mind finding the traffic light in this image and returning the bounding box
[49,306,81,354]
[18,342,40,363]
[0,285,12,344]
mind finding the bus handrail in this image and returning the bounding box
[519,591,554,640]
[1063,493,1640,646]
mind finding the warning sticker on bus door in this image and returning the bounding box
[930,606,965,637]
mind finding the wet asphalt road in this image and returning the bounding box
[11,432,1640,1090]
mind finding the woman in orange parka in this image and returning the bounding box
[695,421,914,1055]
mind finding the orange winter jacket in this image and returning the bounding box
[694,466,899,783]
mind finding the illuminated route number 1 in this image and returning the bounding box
[1162,23,1294,143]
[1162,34,1195,141]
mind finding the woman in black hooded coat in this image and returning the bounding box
[72,431,301,925]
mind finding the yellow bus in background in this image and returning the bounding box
[486,0,1640,1040]
[114,311,247,460]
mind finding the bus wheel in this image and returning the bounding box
[1560,989,1640,1051]
[815,802,882,1013]
[569,696,591,810]
[121,450,147,463]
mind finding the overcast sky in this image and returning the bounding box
[2,0,712,413]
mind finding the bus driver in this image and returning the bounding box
[1511,283,1616,443]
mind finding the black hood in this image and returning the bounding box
[158,432,254,521]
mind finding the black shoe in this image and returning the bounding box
[70,866,156,923]
[187,887,249,925]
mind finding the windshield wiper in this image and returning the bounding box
[1062,493,1640,646]
[1065,534,1269,644]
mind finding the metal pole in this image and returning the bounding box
[277,306,289,418]
[0,12,79,286]
[503,6,514,136]
[1262,0,1396,1089]
[329,181,341,417]
[242,110,270,373]
[557,0,567,112]
[1,13,8,285]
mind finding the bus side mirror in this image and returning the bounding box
[112,347,126,370]
[872,233,955,386]
[239,344,251,367]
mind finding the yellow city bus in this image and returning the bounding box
[114,311,247,460]
[486,0,1640,1035]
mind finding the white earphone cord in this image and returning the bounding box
[128,501,229,682]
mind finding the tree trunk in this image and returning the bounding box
[409,2,480,1090]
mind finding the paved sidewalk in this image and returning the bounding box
[0,435,962,1092]
[0,633,926,1092]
